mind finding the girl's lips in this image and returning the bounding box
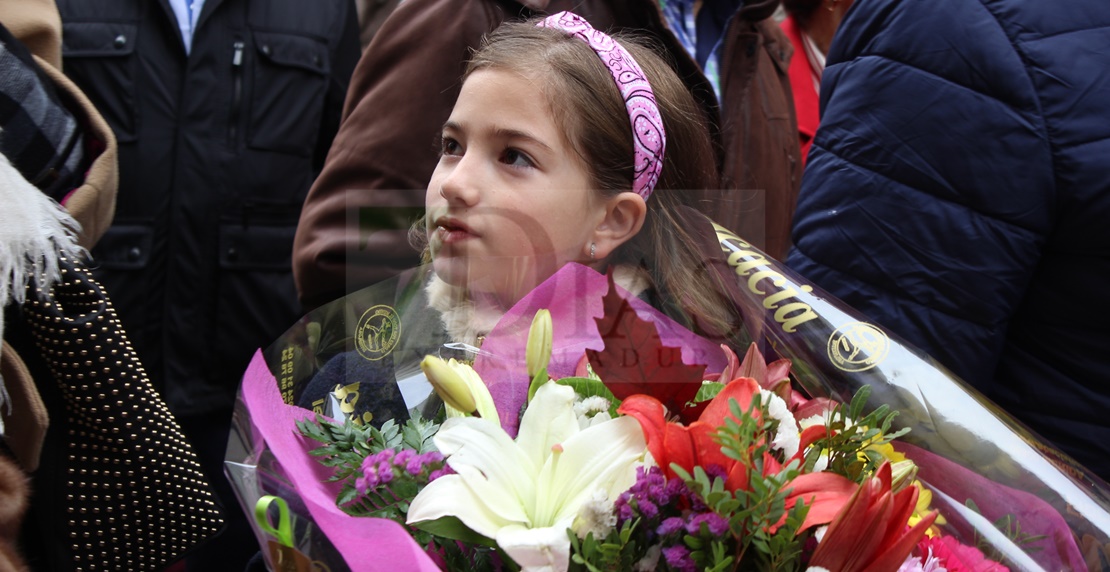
[434,217,476,244]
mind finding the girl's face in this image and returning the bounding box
[426,68,604,306]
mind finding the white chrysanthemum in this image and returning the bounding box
[570,488,617,540]
[573,395,612,430]
[798,409,853,432]
[895,548,947,572]
[762,389,800,458]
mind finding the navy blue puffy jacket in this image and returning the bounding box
[787,0,1110,480]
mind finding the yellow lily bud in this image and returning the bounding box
[526,309,553,379]
[889,459,919,492]
[421,356,477,414]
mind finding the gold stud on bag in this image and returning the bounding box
[20,254,224,571]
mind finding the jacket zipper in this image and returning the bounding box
[229,40,245,144]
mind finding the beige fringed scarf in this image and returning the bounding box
[0,146,83,432]
[426,264,651,347]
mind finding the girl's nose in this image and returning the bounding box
[438,156,481,207]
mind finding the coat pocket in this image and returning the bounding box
[61,22,140,143]
[246,32,330,156]
[91,223,152,270]
[214,223,301,385]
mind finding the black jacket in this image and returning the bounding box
[56,0,360,415]
[787,0,1110,479]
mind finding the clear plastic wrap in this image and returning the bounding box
[225,216,1110,571]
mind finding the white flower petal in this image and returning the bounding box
[449,464,532,528]
[457,361,500,425]
[407,472,513,539]
[435,417,537,506]
[496,524,572,572]
[516,382,580,471]
[535,416,645,526]
[762,389,800,458]
[407,381,643,572]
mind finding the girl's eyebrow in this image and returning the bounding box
[493,128,553,152]
[443,120,553,152]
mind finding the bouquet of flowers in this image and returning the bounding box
[226,219,1110,572]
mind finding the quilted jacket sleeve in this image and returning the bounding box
[785,0,1057,385]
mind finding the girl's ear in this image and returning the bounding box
[592,192,647,260]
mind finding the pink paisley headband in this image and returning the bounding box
[537,11,666,199]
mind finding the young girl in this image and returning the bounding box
[421,12,741,347]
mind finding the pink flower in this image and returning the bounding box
[919,535,1009,572]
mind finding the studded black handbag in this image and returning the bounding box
[15,253,224,571]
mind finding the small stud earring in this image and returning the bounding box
[589,243,596,259]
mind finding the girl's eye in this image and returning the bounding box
[440,136,461,157]
[501,148,535,169]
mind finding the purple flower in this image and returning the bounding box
[377,462,394,484]
[703,464,727,481]
[685,512,730,537]
[656,517,685,537]
[393,449,415,466]
[688,491,709,513]
[356,450,402,494]
[354,474,373,495]
[637,499,659,520]
[616,500,636,522]
[662,477,687,503]
[662,545,695,572]
[418,451,445,465]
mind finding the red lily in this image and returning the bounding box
[707,343,834,414]
[809,462,939,572]
[619,377,854,531]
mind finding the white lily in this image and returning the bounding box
[420,356,500,426]
[406,381,646,572]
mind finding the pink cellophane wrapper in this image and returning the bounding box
[474,263,726,435]
[240,350,441,571]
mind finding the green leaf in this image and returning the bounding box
[527,367,549,402]
[411,516,496,547]
[693,381,725,403]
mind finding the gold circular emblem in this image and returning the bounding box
[827,322,890,372]
[355,305,401,361]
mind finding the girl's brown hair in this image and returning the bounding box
[466,21,741,339]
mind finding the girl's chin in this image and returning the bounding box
[431,256,553,307]
[430,257,475,289]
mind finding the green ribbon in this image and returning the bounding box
[254,495,294,548]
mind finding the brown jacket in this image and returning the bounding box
[293,0,799,310]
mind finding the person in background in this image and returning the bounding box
[1,0,117,566]
[293,0,802,312]
[787,0,1110,481]
[355,0,402,49]
[779,0,853,166]
[54,0,361,569]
